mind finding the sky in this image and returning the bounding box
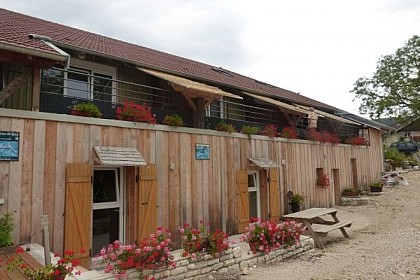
[2,0,419,117]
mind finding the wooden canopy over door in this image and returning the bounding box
[268,169,280,223]
[64,163,93,269]
[236,170,249,233]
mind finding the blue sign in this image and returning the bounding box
[0,131,20,161]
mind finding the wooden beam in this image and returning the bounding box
[32,67,41,112]
[0,49,57,68]
[0,67,31,105]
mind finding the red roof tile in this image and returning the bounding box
[0,8,337,111]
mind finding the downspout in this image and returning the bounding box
[28,34,71,93]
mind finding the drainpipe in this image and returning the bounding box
[28,34,71,92]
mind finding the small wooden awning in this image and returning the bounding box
[137,68,242,109]
[248,158,280,169]
[93,146,146,166]
[242,91,309,115]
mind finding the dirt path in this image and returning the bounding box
[240,170,420,280]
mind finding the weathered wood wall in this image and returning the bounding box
[0,109,384,254]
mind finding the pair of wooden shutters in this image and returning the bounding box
[236,169,280,233]
[64,163,157,268]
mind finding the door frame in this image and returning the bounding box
[92,167,126,246]
[248,170,261,219]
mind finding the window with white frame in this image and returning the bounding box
[248,171,261,219]
[66,59,116,102]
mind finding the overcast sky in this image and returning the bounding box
[2,0,419,117]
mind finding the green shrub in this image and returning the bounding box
[163,114,184,127]
[215,122,235,133]
[384,146,407,168]
[240,126,260,137]
[71,102,102,117]
[0,212,14,247]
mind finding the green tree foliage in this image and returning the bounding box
[352,35,420,120]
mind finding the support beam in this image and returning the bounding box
[32,67,41,112]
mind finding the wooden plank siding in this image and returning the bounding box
[0,111,384,254]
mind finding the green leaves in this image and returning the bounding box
[352,35,420,120]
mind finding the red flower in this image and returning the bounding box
[15,247,24,254]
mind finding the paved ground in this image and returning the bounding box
[238,170,420,280]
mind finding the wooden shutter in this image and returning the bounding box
[138,165,158,241]
[236,170,249,233]
[269,169,280,223]
[64,163,92,269]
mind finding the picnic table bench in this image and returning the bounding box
[283,208,352,249]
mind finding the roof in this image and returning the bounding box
[0,8,337,109]
[335,112,394,131]
[0,8,383,130]
[376,116,420,132]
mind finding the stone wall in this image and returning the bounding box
[129,236,314,280]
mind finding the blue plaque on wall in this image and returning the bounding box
[0,131,20,161]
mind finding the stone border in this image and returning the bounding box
[56,236,314,279]
[128,236,314,279]
[341,196,370,206]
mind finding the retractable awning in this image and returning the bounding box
[294,104,360,125]
[242,91,309,115]
[93,146,146,166]
[248,158,280,169]
[138,68,242,100]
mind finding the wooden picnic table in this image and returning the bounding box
[283,208,352,249]
[0,249,43,279]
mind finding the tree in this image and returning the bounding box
[351,35,420,120]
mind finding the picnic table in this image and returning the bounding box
[283,208,352,249]
[0,249,43,279]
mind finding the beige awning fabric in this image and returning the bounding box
[242,91,309,115]
[138,68,242,100]
[93,146,146,166]
[294,104,360,125]
[248,158,280,169]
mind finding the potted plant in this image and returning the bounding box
[163,114,184,127]
[342,188,361,197]
[0,212,16,254]
[215,122,235,133]
[279,126,298,139]
[262,124,278,138]
[68,101,102,118]
[115,100,156,124]
[290,193,304,213]
[369,182,383,192]
[316,173,330,188]
[240,125,260,138]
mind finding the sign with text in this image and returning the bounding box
[0,131,20,161]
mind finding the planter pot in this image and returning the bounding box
[370,186,383,192]
[291,203,300,213]
[0,244,19,254]
[342,193,359,197]
[68,109,95,117]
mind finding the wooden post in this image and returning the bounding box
[193,97,206,128]
[32,67,41,112]
[41,215,51,265]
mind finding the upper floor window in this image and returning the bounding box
[42,59,116,103]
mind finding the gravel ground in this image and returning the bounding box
[239,170,420,280]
